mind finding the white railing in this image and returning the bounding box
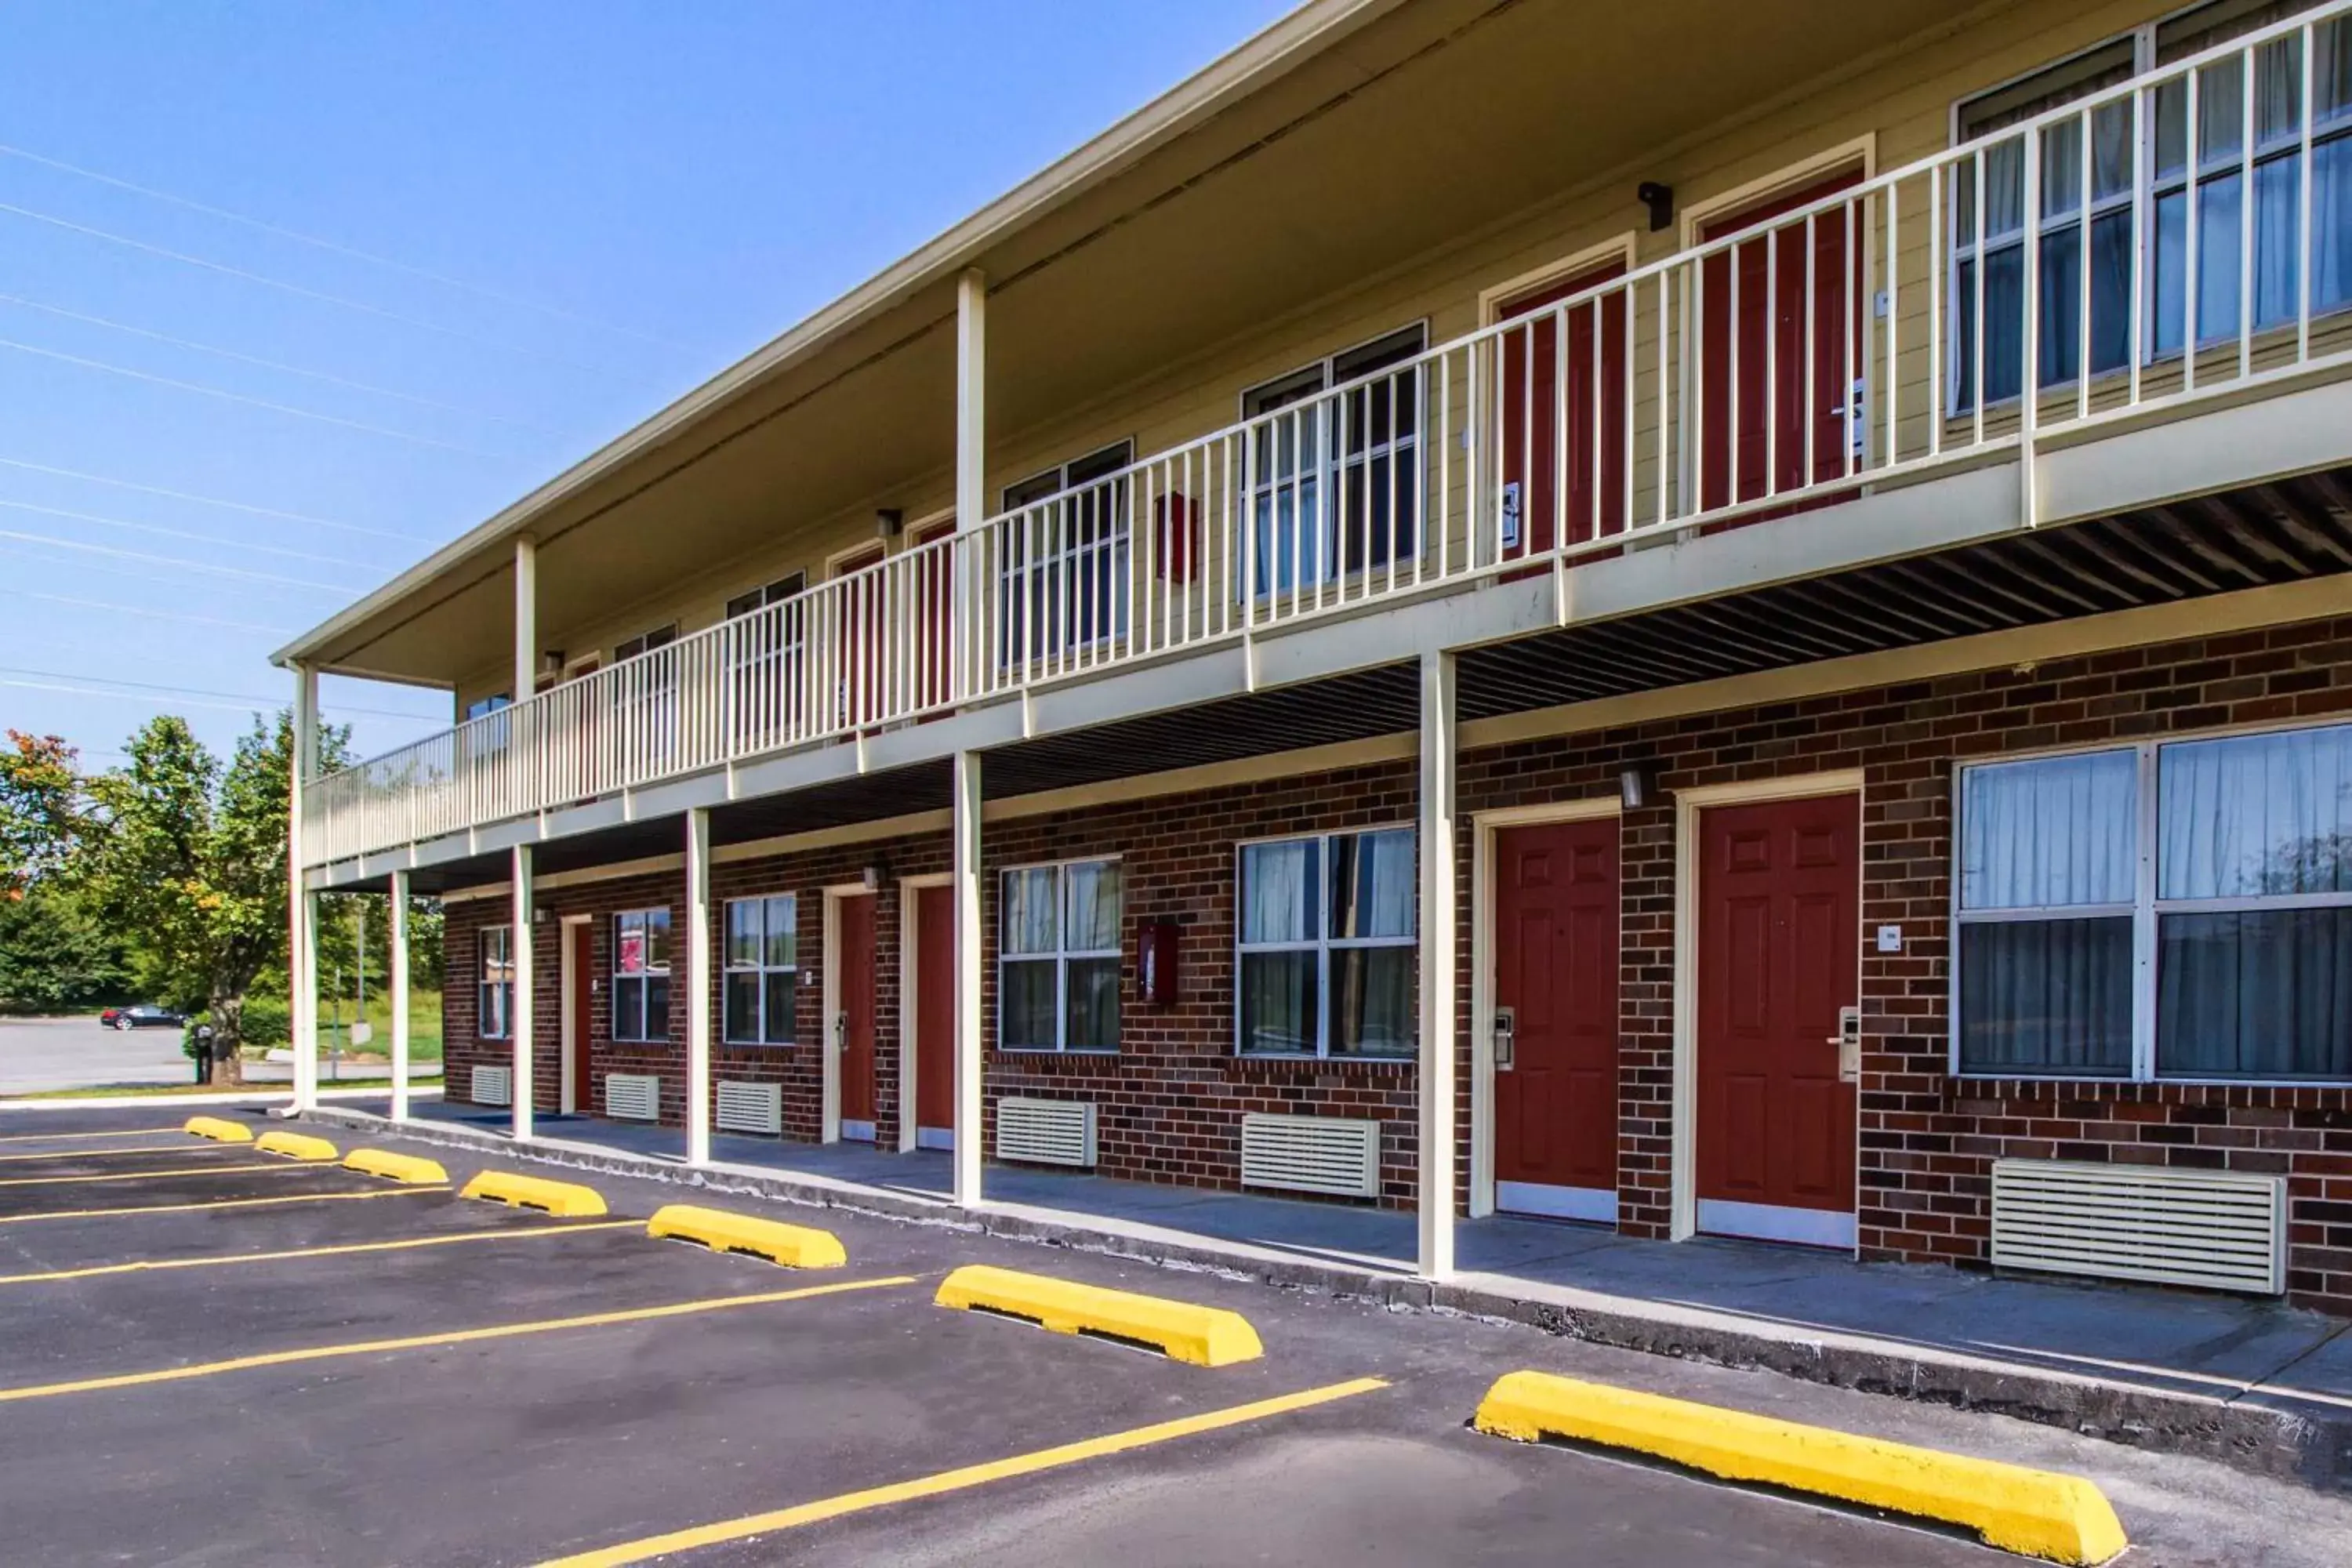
[307,5,2352,866]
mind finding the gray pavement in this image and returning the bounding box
[1,1104,2341,1564]
[0,1014,188,1094]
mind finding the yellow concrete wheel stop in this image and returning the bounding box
[934,1264,1263,1367]
[183,1116,252,1144]
[254,1131,338,1162]
[646,1205,846,1269]
[342,1148,448,1185]
[460,1170,608,1218]
[1472,1370,2127,1565]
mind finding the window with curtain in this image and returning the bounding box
[1243,326,1423,598]
[477,926,513,1040]
[1955,721,2352,1080]
[722,895,797,1045]
[612,907,671,1044]
[998,442,1132,666]
[1236,828,1416,1058]
[999,859,1122,1051]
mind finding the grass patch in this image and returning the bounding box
[314,988,444,1062]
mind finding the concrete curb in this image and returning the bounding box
[0,1087,442,1112]
[299,1106,2351,1492]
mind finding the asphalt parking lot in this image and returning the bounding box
[3,1106,2349,1566]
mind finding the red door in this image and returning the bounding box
[837,894,877,1136]
[1693,793,1859,1246]
[832,543,886,731]
[910,519,955,717]
[1697,168,1865,515]
[1497,259,1629,563]
[566,923,593,1115]
[1493,818,1621,1221]
[913,883,956,1148]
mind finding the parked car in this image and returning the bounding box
[97,1004,184,1032]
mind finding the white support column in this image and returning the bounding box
[1417,648,1459,1280]
[389,869,412,1123]
[289,661,319,1110]
[953,269,985,700]
[511,844,535,1142]
[514,535,538,702]
[951,749,984,1207]
[684,807,713,1167]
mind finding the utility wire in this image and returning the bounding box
[0,665,446,722]
[0,527,369,592]
[0,335,510,458]
[0,584,290,634]
[0,495,394,569]
[0,456,431,544]
[0,541,294,601]
[0,140,695,354]
[0,292,568,437]
[0,198,626,376]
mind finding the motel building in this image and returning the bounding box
[279,0,2352,1316]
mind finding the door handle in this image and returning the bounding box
[833,1012,848,1050]
[1830,1004,1860,1084]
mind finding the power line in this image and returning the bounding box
[0,675,282,716]
[0,335,511,458]
[0,456,432,544]
[0,665,448,722]
[0,585,290,634]
[0,292,568,436]
[0,141,695,354]
[0,198,626,376]
[0,526,369,592]
[0,495,393,570]
[0,541,294,601]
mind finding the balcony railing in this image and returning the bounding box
[306,2,2352,867]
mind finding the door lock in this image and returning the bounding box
[833,1012,848,1050]
[1493,1006,1516,1072]
[1828,1004,1861,1084]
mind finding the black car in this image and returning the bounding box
[98,1004,184,1032]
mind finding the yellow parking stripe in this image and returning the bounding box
[0,1127,182,1144]
[0,1162,313,1189]
[537,1376,1391,1568]
[0,1145,200,1162]
[0,1275,919,1405]
[0,1218,638,1285]
[0,1186,447,1226]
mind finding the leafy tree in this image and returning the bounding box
[0,883,129,1013]
[0,731,82,893]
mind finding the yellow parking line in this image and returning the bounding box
[0,1144,200,1162]
[0,1127,183,1144]
[0,1275,919,1405]
[0,1162,313,1189]
[0,1218,639,1285]
[538,1375,1390,1568]
[0,1186,447,1226]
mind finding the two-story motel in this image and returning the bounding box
[278,0,2352,1315]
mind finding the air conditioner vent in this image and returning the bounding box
[715,1080,782,1136]
[604,1073,661,1123]
[470,1064,512,1107]
[1991,1158,2285,1296]
[995,1097,1096,1167]
[1241,1113,1381,1199]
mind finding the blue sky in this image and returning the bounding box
[0,0,1292,771]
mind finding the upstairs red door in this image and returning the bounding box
[1493,817,1621,1223]
[832,543,886,731]
[1697,167,1865,515]
[910,519,955,717]
[1693,793,1859,1247]
[1497,259,1628,564]
[913,883,956,1149]
[837,893,877,1138]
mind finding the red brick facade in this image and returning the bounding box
[445,612,2352,1315]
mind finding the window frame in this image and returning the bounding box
[720,894,798,1046]
[997,440,1135,666]
[1232,824,1420,1061]
[1948,716,2352,1085]
[725,572,805,620]
[610,906,673,1044]
[614,622,679,663]
[996,855,1123,1054]
[477,924,514,1041]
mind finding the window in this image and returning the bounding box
[615,623,679,662]
[1955,721,2352,1080]
[477,926,514,1040]
[724,574,804,619]
[1000,858,1122,1051]
[465,693,511,720]
[612,907,672,1043]
[1241,326,1425,597]
[1236,828,1416,1057]
[999,441,1132,664]
[722,895,797,1044]
[1949,0,2352,407]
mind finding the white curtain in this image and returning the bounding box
[2160,724,2352,897]
[1240,840,1316,943]
[1331,828,1416,939]
[1961,750,2137,909]
[1064,862,1122,953]
[1003,867,1058,956]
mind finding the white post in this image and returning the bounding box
[389,869,411,1123]
[289,662,319,1111]
[511,844,535,1142]
[684,807,713,1167]
[514,536,538,702]
[952,749,984,1207]
[953,269,985,701]
[1417,648,1458,1279]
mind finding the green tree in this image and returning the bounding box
[0,731,127,1013]
[0,731,82,892]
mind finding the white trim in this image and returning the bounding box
[818,882,873,1145]
[1678,133,1878,247]
[1235,318,1435,422]
[1697,1197,1858,1250]
[1233,821,1421,1060]
[1478,233,1641,323]
[1469,794,1622,1219]
[556,913,593,1116]
[1496,1180,1618,1225]
[717,891,801,1047]
[825,539,887,579]
[999,855,1124,1053]
[1671,769,1864,1247]
[898,869,953,1154]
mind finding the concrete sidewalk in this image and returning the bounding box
[307,1098,2352,1491]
